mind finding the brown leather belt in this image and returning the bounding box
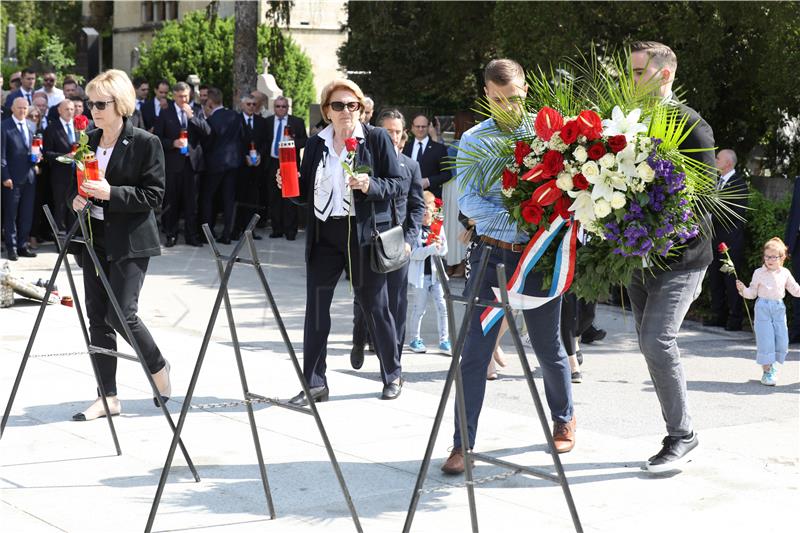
[480,235,528,253]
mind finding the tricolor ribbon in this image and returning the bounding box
[480,217,577,335]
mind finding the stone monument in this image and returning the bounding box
[256,58,282,115]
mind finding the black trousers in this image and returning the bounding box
[791,233,800,338]
[708,246,744,327]
[51,172,73,232]
[83,222,166,396]
[267,158,297,236]
[303,217,401,387]
[560,292,596,355]
[234,163,262,235]
[353,262,410,359]
[163,158,200,242]
[202,169,236,240]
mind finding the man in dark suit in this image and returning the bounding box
[1,97,40,260]
[43,99,78,232]
[785,176,800,342]
[233,95,268,239]
[265,95,307,240]
[4,68,36,109]
[46,78,85,124]
[140,79,169,131]
[402,113,451,198]
[705,149,749,330]
[133,77,149,114]
[197,87,243,244]
[154,81,209,247]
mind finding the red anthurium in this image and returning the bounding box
[532,179,562,206]
[514,141,532,166]
[534,106,564,142]
[502,168,518,189]
[522,164,546,182]
[552,195,572,221]
[577,110,603,140]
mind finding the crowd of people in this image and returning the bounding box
[0,39,792,476]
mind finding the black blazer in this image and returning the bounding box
[67,118,166,261]
[662,102,716,272]
[199,108,244,174]
[43,119,75,184]
[397,152,426,249]
[298,126,404,261]
[712,171,748,250]
[402,138,451,198]
[785,177,800,255]
[140,97,161,131]
[265,114,308,161]
[154,99,209,173]
[241,113,269,163]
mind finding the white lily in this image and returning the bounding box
[615,143,637,178]
[567,190,596,225]
[602,106,649,141]
[586,167,627,204]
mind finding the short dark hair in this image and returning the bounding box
[199,84,209,91]
[484,59,524,86]
[156,78,170,89]
[62,77,78,88]
[630,41,677,71]
[206,87,223,105]
[69,95,84,103]
[411,113,429,125]
[133,77,148,89]
[377,108,406,128]
[22,67,36,76]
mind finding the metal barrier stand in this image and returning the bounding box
[402,247,583,532]
[145,214,362,533]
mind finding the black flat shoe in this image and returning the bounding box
[216,236,232,245]
[165,236,177,247]
[381,379,403,400]
[288,386,329,407]
[350,344,365,370]
[269,232,284,239]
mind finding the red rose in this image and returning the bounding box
[531,179,562,206]
[514,141,532,166]
[522,164,546,182]
[577,110,603,140]
[608,135,627,154]
[572,173,589,190]
[344,137,359,152]
[718,242,729,254]
[587,142,607,161]
[502,168,518,189]
[74,114,89,131]
[551,195,571,222]
[434,198,443,208]
[559,120,580,145]
[541,150,564,177]
[534,106,564,142]
[521,198,544,225]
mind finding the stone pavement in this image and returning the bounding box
[1,232,797,532]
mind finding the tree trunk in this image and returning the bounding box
[233,0,259,110]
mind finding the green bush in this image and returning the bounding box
[134,12,315,121]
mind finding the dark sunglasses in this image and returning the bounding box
[87,99,115,111]
[329,101,361,112]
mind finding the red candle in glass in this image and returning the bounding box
[426,218,443,245]
[77,154,100,198]
[279,127,299,198]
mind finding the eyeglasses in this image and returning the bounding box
[329,101,361,112]
[244,102,256,106]
[274,104,289,109]
[412,124,429,129]
[87,99,115,111]
[764,255,782,261]
[44,77,56,83]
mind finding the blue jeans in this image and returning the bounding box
[409,275,449,343]
[454,245,572,450]
[754,298,789,365]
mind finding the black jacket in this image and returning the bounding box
[397,152,426,249]
[67,118,166,261]
[43,118,75,185]
[154,99,209,173]
[298,126,404,261]
[199,107,244,174]
[241,113,269,165]
[712,170,748,251]
[265,114,307,161]
[401,138,451,198]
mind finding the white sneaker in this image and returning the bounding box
[760,365,777,386]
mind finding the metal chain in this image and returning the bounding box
[29,351,89,358]
[190,396,276,410]
[417,467,523,495]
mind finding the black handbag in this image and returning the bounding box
[370,200,409,273]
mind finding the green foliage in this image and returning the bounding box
[1,0,81,72]
[37,35,75,75]
[744,189,792,273]
[134,11,314,120]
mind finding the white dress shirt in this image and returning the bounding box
[13,118,29,147]
[315,122,365,219]
[271,114,288,158]
[717,169,735,190]
[60,117,75,144]
[411,135,429,161]
[153,97,162,117]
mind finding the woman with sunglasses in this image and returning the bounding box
[69,69,171,421]
[283,79,406,405]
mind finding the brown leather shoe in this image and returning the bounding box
[441,448,469,475]
[552,416,576,454]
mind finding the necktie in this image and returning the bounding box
[18,122,28,147]
[272,118,283,158]
[25,93,31,105]
[66,123,75,144]
[248,117,253,130]
[180,109,187,129]
[137,100,142,111]
[416,141,424,163]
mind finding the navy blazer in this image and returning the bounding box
[712,171,748,250]
[298,126,404,261]
[241,113,269,160]
[785,177,800,255]
[140,97,162,130]
[4,89,34,109]
[402,138,451,198]
[397,152,425,249]
[1,117,37,185]
[199,108,244,174]
[66,118,166,261]
[154,99,209,173]
[43,118,75,185]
